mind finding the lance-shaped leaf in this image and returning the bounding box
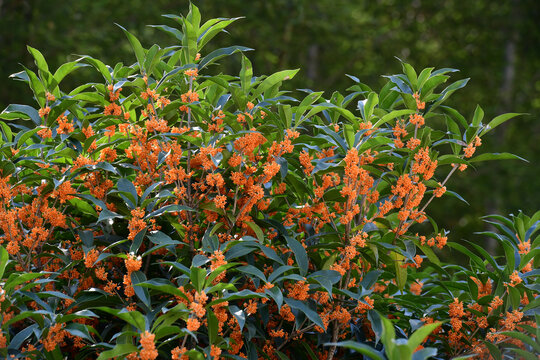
[284,298,325,329]
[198,45,253,70]
[116,24,146,72]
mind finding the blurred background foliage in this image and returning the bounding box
[0,0,539,253]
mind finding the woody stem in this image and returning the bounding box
[326,320,340,360]
[420,163,458,213]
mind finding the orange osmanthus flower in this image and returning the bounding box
[140,331,158,360]
[186,317,201,332]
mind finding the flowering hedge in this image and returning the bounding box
[0,4,538,360]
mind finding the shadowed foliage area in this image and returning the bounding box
[0,1,539,253]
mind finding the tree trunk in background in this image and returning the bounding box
[307,44,319,82]
[499,36,517,111]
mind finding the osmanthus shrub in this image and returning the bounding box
[0,4,537,360]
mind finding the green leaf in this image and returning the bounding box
[182,19,198,63]
[95,307,146,331]
[77,194,107,211]
[431,78,470,110]
[27,45,53,88]
[299,103,356,128]
[53,60,88,89]
[391,339,412,360]
[190,266,206,292]
[468,152,527,163]
[147,230,180,246]
[135,279,188,301]
[265,286,284,309]
[237,265,267,283]
[402,62,418,89]
[198,46,252,70]
[206,263,238,285]
[209,289,266,306]
[344,123,355,148]
[96,344,139,360]
[229,304,246,330]
[484,341,502,360]
[152,304,188,334]
[367,310,384,344]
[284,298,325,329]
[447,242,486,271]
[187,2,201,29]
[69,198,97,216]
[8,324,38,350]
[472,105,484,127]
[15,127,40,148]
[301,342,320,360]
[420,74,449,97]
[308,270,342,296]
[385,74,412,94]
[57,309,99,324]
[116,24,146,72]
[441,105,468,128]
[276,351,291,360]
[0,246,9,280]
[373,109,415,128]
[285,237,308,276]
[4,272,47,293]
[207,309,218,344]
[64,323,95,342]
[131,271,151,307]
[481,113,524,136]
[246,221,264,242]
[268,265,295,283]
[295,91,324,123]
[496,236,518,272]
[199,17,242,50]
[1,104,41,125]
[148,24,183,40]
[358,92,379,120]
[505,348,538,360]
[225,240,258,260]
[412,348,438,360]
[417,67,434,90]
[0,121,13,142]
[407,321,442,352]
[39,291,75,301]
[80,55,112,83]
[256,243,285,265]
[143,44,162,74]
[140,182,163,204]
[520,248,540,271]
[252,69,300,99]
[155,63,195,89]
[418,244,441,266]
[508,286,521,310]
[500,331,540,353]
[145,204,193,219]
[325,341,384,360]
[130,228,147,254]
[391,251,407,291]
[117,178,139,207]
[27,46,50,74]
[240,54,253,94]
[381,315,396,357]
[97,209,123,223]
[21,66,47,107]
